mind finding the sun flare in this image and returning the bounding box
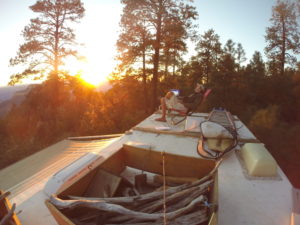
[58,4,121,86]
[63,54,116,86]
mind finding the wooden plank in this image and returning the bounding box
[153,175,198,185]
[0,203,16,225]
[155,111,210,118]
[132,127,201,138]
[99,150,126,175]
[123,144,215,178]
[106,209,207,225]
[203,137,260,143]
[0,190,21,225]
[50,195,205,221]
[0,192,10,203]
[58,169,98,198]
[68,134,122,141]
[45,200,74,225]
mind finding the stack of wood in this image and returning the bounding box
[50,168,217,225]
[0,191,19,225]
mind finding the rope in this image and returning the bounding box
[197,109,239,160]
[162,151,167,225]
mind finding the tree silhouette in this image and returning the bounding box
[117,1,153,113]
[223,39,236,59]
[9,0,85,85]
[195,29,222,83]
[236,43,247,71]
[265,0,299,76]
[118,0,197,111]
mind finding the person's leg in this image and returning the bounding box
[171,98,188,115]
[155,97,167,122]
[171,107,187,115]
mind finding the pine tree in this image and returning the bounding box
[195,29,222,83]
[117,2,153,113]
[9,0,85,85]
[223,39,236,59]
[248,51,265,76]
[235,43,246,71]
[118,0,197,111]
[265,0,299,76]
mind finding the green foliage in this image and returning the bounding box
[195,29,222,83]
[248,105,279,131]
[118,0,198,111]
[0,74,150,169]
[236,43,247,70]
[249,116,300,187]
[265,0,300,76]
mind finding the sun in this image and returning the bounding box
[61,4,121,86]
[63,56,115,86]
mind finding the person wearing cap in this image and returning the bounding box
[155,83,205,122]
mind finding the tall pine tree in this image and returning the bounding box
[195,29,222,83]
[118,0,197,111]
[265,0,299,76]
[9,0,85,85]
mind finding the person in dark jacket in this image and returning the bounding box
[155,83,205,122]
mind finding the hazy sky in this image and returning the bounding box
[0,0,276,86]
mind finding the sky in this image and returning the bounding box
[0,0,276,87]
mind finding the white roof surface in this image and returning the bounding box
[218,151,292,225]
[132,113,294,225]
[0,112,294,225]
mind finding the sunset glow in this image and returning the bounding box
[63,54,116,86]
[62,3,121,86]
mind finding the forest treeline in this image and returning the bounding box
[1,0,300,187]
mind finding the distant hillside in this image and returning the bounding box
[0,85,37,118]
[0,82,111,118]
[0,85,29,103]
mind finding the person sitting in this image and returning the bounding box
[155,83,205,122]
